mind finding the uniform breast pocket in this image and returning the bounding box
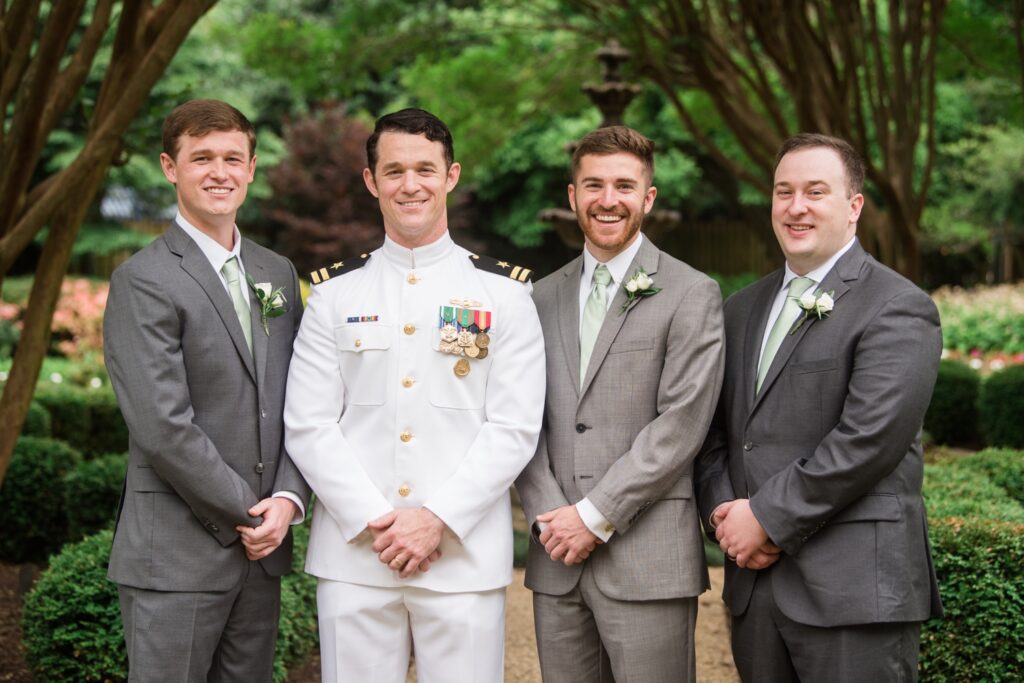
[334,323,393,405]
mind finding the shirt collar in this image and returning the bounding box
[781,235,856,291]
[381,231,455,269]
[582,233,645,287]
[176,211,242,274]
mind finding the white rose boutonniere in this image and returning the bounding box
[246,274,287,335]
[620,267,661,313]
[791,289,835,334]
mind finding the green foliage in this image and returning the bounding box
[709,272,759,300]
[920,450,1024,679]
[933,284,1024,354]
[0,437,82,562]
[83,389,130,457]
[21,531,127,683]
[513,528,528,568]
[1,275,33,304]
[979,365,1024,448]
[23,401,52,437]
[64,453,127,541]
[33,385,92,452]
[23,523,317,683]
[923,461,1024,523]
[272,522,319,682]
[921,517,1024,681]
[924,360,980,447]
[703,537,724,568]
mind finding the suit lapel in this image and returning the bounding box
[166,222,257,383]
[242,241,269,387]
[743,271,783,407]
[750,242,864,413]
[580,238,660,398]
[556,257,584,397]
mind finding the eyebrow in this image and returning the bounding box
[380,160,437,171]
[580,176,638,185]
[774,179,830,189]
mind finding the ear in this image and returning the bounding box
[247,154,257,182]
[363,167,379,198]
[567,183,577,212]
[445,162,461,192]
[643,185,657,215]
[160,153,178,184]
[848,192,864,224]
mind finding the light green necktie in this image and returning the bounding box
[580,264,612,385]
[222,256,253,356]
[756,276,814,392]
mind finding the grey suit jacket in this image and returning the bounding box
[696,240,943,627]
[516,237,725,601]
[104,221,310,591]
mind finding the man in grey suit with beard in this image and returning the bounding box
[698,133,943,682]
[515,126,725,682]
[103,100,310,682]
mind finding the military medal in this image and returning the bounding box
[438,303,493,364]
[454,358,471,377]
[474,332,490,349]
[475,348,488,359]
[465,344,480,358]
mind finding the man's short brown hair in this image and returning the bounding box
[774,133,864,197]
[162,99,257,161]
[571,126,655,183]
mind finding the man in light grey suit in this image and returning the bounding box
[697,133,943,682]
[515,126,725,682]
[103,100,310,682]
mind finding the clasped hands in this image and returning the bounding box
[368,508,445,579]
[536,505,602,566]
[236,497,298,561]
[713,499,781,570]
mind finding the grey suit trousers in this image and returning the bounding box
[533,562,697,683]
[118,561,280,683]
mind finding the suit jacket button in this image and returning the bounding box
[743,441,754,451]
[576,423,588,433]
[255,462,264,474]
[260,409,267,419]
[208,523,219,533]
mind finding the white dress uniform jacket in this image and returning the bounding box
[285,232,545,592]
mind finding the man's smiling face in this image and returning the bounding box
[771,146,863,275]
[569,152,657,262]
[160,130,255,234]
[363,131,460,249]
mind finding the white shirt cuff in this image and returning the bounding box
[272,491,305,525]
[576,497,615,542]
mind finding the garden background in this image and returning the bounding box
[1,1,1023,680]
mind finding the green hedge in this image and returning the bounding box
[32,384,128,457]
[21,531,127,682]
[923,360,980,447]
[22,400,52,437]
[0,437,82,562]
[919,452,1024,680]
[979,365,1024,448]
[21,525,318,683]
[64,453,127,541]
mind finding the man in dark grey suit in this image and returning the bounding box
[516,126,725,682]
[103,100,310,682]
[697,133,942,682]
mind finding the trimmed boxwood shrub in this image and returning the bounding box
[33,384,91,449]
[923,360,980,446]
[923,461,1024,522]
[979,364,1024,448]
[22,525,318,683]
[920,517,1024,681]
[21,530,127,682]
[64,453,127,541]
[953,448,1024,505]
[82,390,129,457]
[0,436,81,562]
[22,400,52,437]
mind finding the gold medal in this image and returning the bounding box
[454,358,470,377]
[476,347,488,360]
[474,332,490,349]
[457,330,475,347]
[465,344,480,358]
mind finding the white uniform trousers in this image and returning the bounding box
[317,578,506,683]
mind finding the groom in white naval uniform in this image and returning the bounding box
[284,108,545,682]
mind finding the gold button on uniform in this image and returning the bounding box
[407,273,419,284]
[403,323,416,335]
[354,339,362,348]
[400,431,412,443]
[402,377,415,388]
[398,484,411,497]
